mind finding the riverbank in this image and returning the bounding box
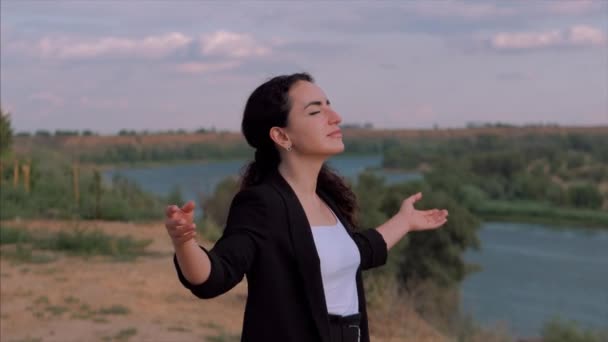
[85,151,378,171]
[473,200,608,229]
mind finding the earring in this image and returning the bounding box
[286,145,292,152]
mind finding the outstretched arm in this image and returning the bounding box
[376,192,448,251]
[166,189,267,299]
[166,201,212,285]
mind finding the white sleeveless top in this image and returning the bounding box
[311,208,361,316]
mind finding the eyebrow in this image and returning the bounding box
[303,99,330,109]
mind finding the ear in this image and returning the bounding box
[269,126,291,148]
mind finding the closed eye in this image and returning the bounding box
[304,99,331,111]
[309,111,320,115]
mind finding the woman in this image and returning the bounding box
[164,73,448,342]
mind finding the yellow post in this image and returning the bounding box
[72,162,80,204]
[22,160,31,193]
[13,159,19,188]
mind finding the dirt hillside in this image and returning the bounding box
[0,219,446,342]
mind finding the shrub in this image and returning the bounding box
[567,183,603,210]
[541,317,608,342]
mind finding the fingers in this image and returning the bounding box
[181,200,196,213]
[166,201,196,216]
[165,203,198,246]
[423,209,448,218]
[404,192,422,206]
[165,205,179,218]
[422,209,448,227]
[165,217,197,239]
[425,209,448,215]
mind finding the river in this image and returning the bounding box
[104,155,608,337]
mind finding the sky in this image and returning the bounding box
[1,0,607,134]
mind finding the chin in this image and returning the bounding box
[326,143,345,155]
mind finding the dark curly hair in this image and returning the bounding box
[239,73,359,230]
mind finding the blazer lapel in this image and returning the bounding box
[267,169,331,342]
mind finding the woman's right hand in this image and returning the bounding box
[165,201,197,248]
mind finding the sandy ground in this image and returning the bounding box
[0,220,445,342]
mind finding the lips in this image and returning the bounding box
[327,129,342,137]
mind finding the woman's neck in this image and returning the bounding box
[278,156,324,201]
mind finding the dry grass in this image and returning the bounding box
[367,275,448,342]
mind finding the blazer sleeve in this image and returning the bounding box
[351,228,388,271]
[173,188,268,299]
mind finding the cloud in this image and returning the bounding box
[175,61,241,74]
[36,32,192,60]
[7,30,276,63]
[199,31,271,58]
[483,25,606,51]
[28,91,65,107]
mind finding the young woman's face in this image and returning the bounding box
[284,81,344,156]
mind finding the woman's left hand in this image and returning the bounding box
[399,192,448,232]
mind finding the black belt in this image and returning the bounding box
[328,313,361,324]
[328,313,361,342]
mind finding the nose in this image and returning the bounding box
[328,107,342,125]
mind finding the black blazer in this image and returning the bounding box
[174,168,388,342]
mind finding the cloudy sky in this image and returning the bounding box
[1,0,607,134]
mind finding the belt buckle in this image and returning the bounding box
[348,324,360,342]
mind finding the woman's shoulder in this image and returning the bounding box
[232,183,282,208]
[226,184,286,231]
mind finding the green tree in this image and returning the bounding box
[381,183,481,289]
[0,107,13,158]
[166,185,184,207]
[353,172,389,230]
[470,150,526,181]
[202,176,240,227]
[567,183,603,209]
[512,172,552,200]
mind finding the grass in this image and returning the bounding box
[201,321,241,342]
[0,225,152,262]
[206,331,241,342]
[0,226,31,244]
[10,338,42,342]
[45,305,68,316]
[26,294,131,323]
[97,305,130,315]
[197,217,223,242]
[102,328,137,342]
[167,325,191,332]
[114,328,137,341]
[473,200,608,228]
[2,244,57,264]
[34,296,49,305]
[364,271,515,342]
[541,317,608,342]
[63,296,79,304]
